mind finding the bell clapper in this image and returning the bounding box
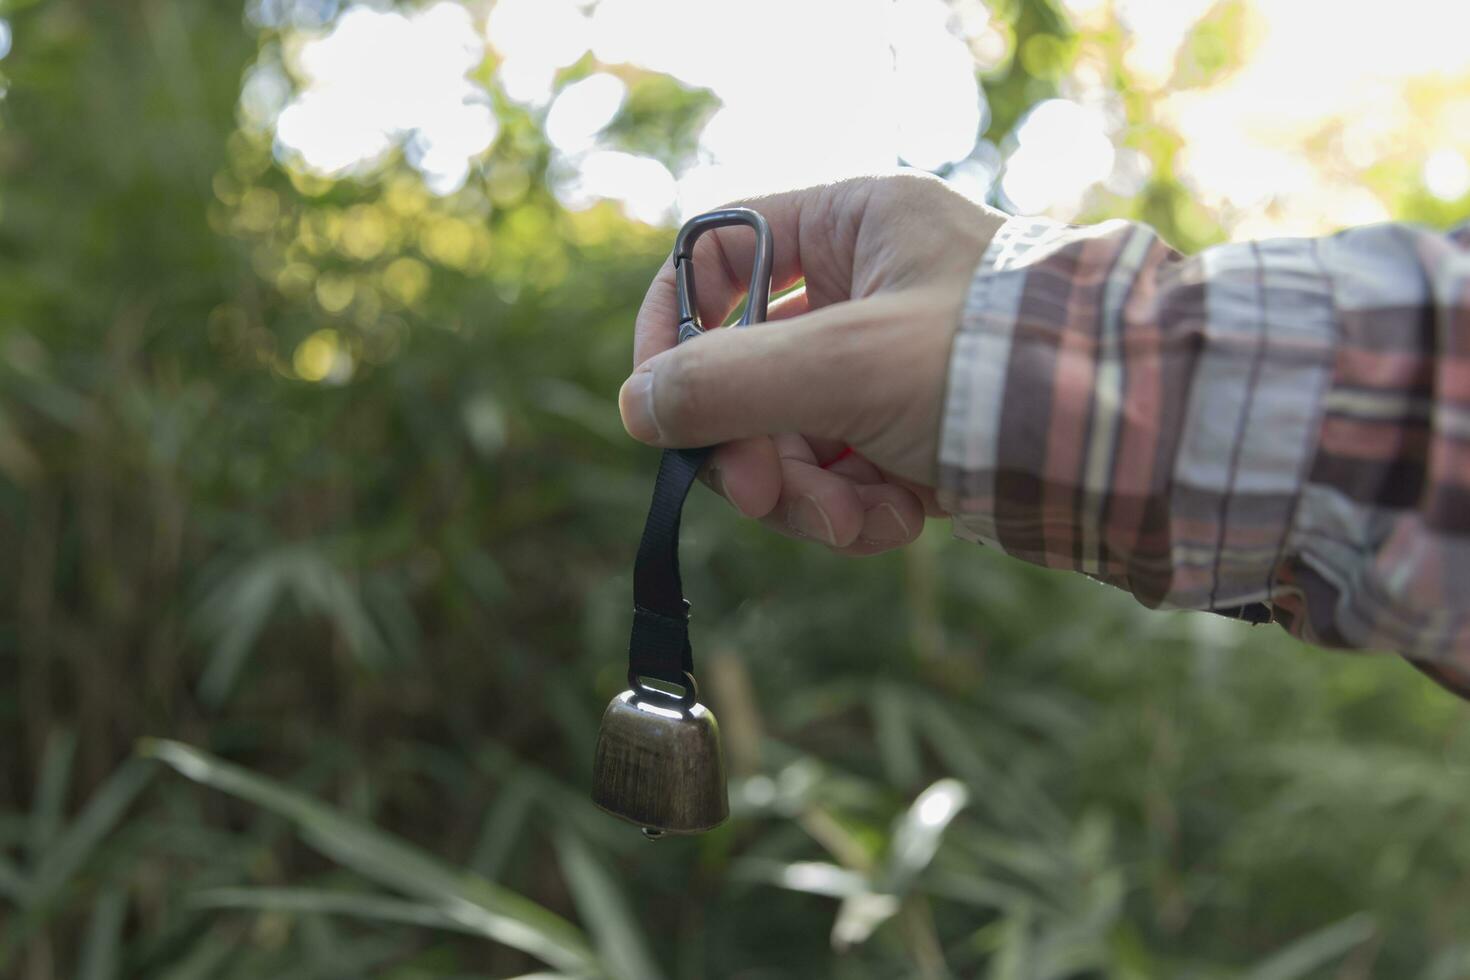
[641,827,665,841]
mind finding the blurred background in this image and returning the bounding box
[2,0,1470,976]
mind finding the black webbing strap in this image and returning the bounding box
[626,208,771,692]
[628,445,711,684]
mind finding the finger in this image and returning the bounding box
[824,448,884,485]
[807,436,848,465]
[621,294,902,449]
[766,286,810,322]
[632,183,862,369]
[758,452,866,548]
[842,482,925,555]
[700,436,781,519]
[884,470,949,517]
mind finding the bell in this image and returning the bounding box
[591,687,728,837]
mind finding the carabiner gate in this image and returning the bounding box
[673,208,774,344]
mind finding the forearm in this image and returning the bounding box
[938,214,1470,691]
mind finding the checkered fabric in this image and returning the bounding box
[939,215,1470,697]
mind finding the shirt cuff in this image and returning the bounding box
[935,215,1070,549]
[936,216,1337,614]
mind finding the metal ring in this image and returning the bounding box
[627,669,698,709]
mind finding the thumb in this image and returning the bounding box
[618,299,882,449]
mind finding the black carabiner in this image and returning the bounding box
[674,208,774,344]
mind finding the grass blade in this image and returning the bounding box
[78,887,128,980]
[153,927,240,980]
[0,759,153,971]
[878,778,969,896]
[1244,913,1377,980]
[871,684,922,790]
[468,772,537,881]
[0,854,26,902]
[193,886,514,936]
[552,829,665,980]
[28,728,77,862]
[26,758,155,910]
[144,739,596,974]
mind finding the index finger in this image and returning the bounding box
[631,182,859,369]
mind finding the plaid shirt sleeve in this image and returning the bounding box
[937,214,1470,697]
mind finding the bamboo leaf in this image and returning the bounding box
[153,927,240,980]
[0,854,27,902]
[144,739,596,974]
[25,758,155,910]
[871,683,922,790]
[78,887,128,980]
[27,727,77,862]
[553,829,664,980]
[1244,913,1377,980]
[468,773,537,881]
[730,859,870,899]
[193,886,519,937]
[878,778,969,896]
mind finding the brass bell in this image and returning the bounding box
[591,674,728,838]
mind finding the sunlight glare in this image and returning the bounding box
[559,150,678,226]
[1164,0,1470,235]
[1114,0,1219,89]
[1424,149,1470,203]
[892,0,986,169]
[1000,99,1114,216]
[545,74,628,155]
[915,783,962,827]
[488,0,589,107]
[254,0,1470,234]
[274,2,495,193]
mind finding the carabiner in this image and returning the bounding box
[673,208,774,344]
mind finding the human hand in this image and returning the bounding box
[619,172,1008,555]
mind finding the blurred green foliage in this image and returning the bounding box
[2,1,1470,978]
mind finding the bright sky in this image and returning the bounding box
[254,0,1470,238]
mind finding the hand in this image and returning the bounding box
[619,172,1008,555]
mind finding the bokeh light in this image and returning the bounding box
[545,73,627,156]
[253,0,1470,236]
[1000,99,1115,215]
[1425,149,1470,203]
[273,2,496,194]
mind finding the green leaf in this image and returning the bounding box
[193,547,389,706]
[144,739,596,974]
[468,772,537,881]
[878,778,969,896]
[1244,913,1377,980]
[552,829,665,980]
[152,927,240,980]
[193,886,526,937]
[0,854,27,902]
[984,906,1035,980]
[27,727,77,862]
[78,887,128,980]
[870,683,922,790]
[25,758,155,910]
[730,859,869,899]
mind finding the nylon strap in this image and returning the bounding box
[628,445,711,684]
[626,208,771,691]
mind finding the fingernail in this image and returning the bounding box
[787,495,836,545]
[862,502,911,544]
[618,371,661,443]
